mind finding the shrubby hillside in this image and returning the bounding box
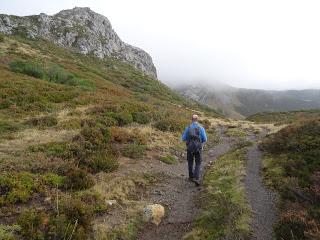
[0,33,219,239]
[260,119,320,239]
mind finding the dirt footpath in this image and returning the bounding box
[138,128,235,240]
[244,133,278,240]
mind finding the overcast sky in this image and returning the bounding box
[1,0,320,90]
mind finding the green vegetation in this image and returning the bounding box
[185,147,252,239]
[226,127,247,138]
[121,143,147,159]
[260,119,320,239]
[26,115,58,128]
[9,59,95,89]
[0,35,221,239]
[158,155,178,164]
[0,224,20,240]
[0,33,4,42]
[247,110,320,124]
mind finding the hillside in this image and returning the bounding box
[247,109,320,124]
[176,83,320,119]
[260,120,320,239]
[0,26,221,239]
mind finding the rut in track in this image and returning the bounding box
[245,133,278,240]
[138,128,235,240]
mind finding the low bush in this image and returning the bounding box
[0,33,4,42]
[61,195,94,231]
[9,59,94,89]
[0,224,21,240]
[87,149,119,173]
[132,112,150,124]
[42,173,65,188]
[154,118,188,132]
[27,115,58,128]
[260,120,320,239]
[48,65,94,89]
[58,118,82,130]
[115,111,133,126]
[29,142,67,158]
[18,209,46,240]
[63,167,95,191]
[110,127,147,144]
[9,59,45,79]
[121,144,147,159]
[0,172,40,206]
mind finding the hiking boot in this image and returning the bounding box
[188,177,194,182]
[194,179,201,187]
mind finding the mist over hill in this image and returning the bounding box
[175,82,320,118]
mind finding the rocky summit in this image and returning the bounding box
[0,7,157,78]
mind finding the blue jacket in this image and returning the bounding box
[182,122,207,143]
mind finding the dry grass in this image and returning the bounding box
[0,128,78,154]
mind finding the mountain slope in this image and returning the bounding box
[176,84,320,119]
[0,27,221,239]
[0,7,157,78]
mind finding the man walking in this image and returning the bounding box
[182,114,207,186]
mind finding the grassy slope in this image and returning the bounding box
[260,119,320,239]
[0,34,221,239]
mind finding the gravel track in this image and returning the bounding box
[245,133,278,240]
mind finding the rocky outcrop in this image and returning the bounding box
[0,7,157,78]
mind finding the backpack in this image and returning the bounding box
[187,125,202,154]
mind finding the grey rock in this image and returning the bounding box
[0,7,157,78]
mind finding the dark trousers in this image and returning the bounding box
[187,150,202,180]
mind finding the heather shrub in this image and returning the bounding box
[115,111,133,126]
[154,117,188,132]
[132,112,150,124]
[121,143,147,159]
[18,209,46,240]
[86,149,119,173]
[9,59,45,79]
[27,115,58,128]
[63,167,94,191]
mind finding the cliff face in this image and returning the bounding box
[0,7,157,78]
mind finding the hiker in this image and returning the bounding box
[182,114,207,186]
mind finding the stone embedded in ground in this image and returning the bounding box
[105,199,117,206]
[143,204,165,226]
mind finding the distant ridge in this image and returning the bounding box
[176,83,320,118]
